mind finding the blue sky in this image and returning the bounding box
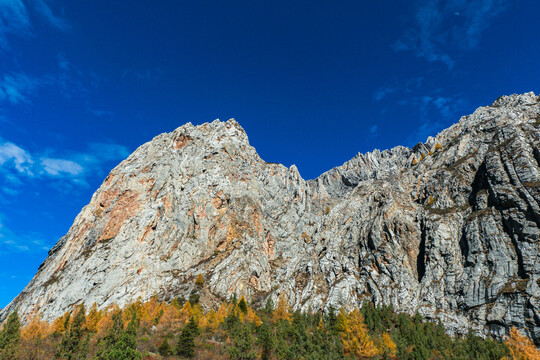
[0,0,538,308]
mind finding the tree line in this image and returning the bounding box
[0,288,538,359]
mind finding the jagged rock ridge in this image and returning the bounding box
[2,92,539,344]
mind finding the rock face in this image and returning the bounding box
[2,93,539,343]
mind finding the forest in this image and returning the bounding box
[0,276,538,360]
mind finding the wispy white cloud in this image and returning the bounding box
[369,125,378,136]
[123,68,164,81]
[0,139,129,190]
[373,86,397,102]
[0,54,92,106]
[0,0,69,50]
[401,93,466,119]
[373,77,424,102]
[0,73,42,104]
[0,141,33,175]
[0,214,51,253]
[0,0,30,48]
[394,0,510,68]
[40,158,84,176]
[32,0,69,31]
[403,93,467,145]
[89,109,114,118]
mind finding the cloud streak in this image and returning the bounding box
[373,77,424,102]
[0,55,92,106]
[0,214,52,253]
[402,93,467,145]
[0,0,30,48]
[0,141,33,175]
[0,73,42,104]
[0,139,129,189]
[0,0,69,49]
[394,0,510,68]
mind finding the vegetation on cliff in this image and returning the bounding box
[1,294,537,360]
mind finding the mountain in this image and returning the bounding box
[2,92,539,344]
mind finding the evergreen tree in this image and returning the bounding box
[96,310,123,359]
[264,297,274,314]
[257,321,275,360]
[158,337,172,357]
[325,306,338,334]
[225,308,241,330]
[238,296,248,314]
[56,304,88,360]
[0,311,20,360]
[97,310,141,360]
[108,311,141,360]
[229,322,256,360]
[176,316,200,358]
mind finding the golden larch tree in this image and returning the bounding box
[21,315,49,341]
[339,309,379,358]
[157,303,182,331]
[179,301,194,325]
[273,294,291,322]
[505,326,540,360]
[379,332,397,358]
[85,303,102,332]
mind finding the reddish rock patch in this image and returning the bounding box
[99,190,140,241]
[174,134,192,149]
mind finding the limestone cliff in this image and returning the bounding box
[2,92,539,344]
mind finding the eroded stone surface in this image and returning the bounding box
[2,93,539,344]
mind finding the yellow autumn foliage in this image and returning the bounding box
[21,316,49,341]
[339,308,379,358]
[273,294,291,322]
[157,304,182,331]
[505,326,540,360]
[85,303,102,332]
[378,332,397,358]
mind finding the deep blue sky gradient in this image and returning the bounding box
[0,0,538,308]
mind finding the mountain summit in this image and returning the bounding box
[2,93,539,343]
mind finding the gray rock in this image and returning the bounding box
[2,92,539,344]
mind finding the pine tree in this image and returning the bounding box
[158,337,172,357]
[56,304,88,360]
[176,316,200,358]
[325,306,338,334]
[0,311,21,360]
[96,310,141,360]
[264,297,274,314]
[96,311,123,359]
[229,322,256,360]
[257,321,275,360]
[238,296,248,314]
[109,311,141,360]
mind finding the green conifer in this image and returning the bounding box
[0,311,20,360]
[229,322,256,360]
[176,316,200,358]
[97,310,141,360]
[158,337,172,357]
[257,321,275,360]
[56,304,87,360]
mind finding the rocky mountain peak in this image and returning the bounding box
[2,93,539,344]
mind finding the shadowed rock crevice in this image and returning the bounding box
[417,230,426,283]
